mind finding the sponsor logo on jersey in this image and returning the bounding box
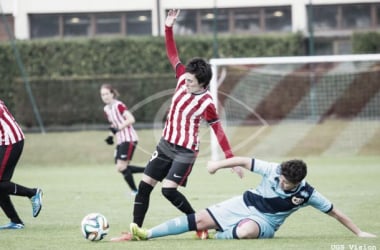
[291,196,305,205]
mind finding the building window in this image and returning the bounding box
[264,6,291,32]
[375,4,380,27]
[313,3,374,31]
[30,15,60,38]
[126,11,152,35]
[234,8,261,33]
[342,4,370,29]
[333,40,352,54]
[63,14,91,37]
[95,13,121,35]
[314,40,333,55]
[314,39,351,55]
[175,9,197,35]
[200,8,229,34]
[0,14,14,41]
[313,5,339,30]
[29,11,152,39]
[174,6,291,36]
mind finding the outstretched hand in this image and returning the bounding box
[165,9,180,27]
[357,231,377,238]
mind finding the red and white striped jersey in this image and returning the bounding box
[164,25,233,157]
[0,100,25,146]
[162,64,219,151]
[103,100,138,144]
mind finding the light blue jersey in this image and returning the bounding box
[207,158,333,238]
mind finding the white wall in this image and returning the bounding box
[1,0,380,39]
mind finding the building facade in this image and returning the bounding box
[1,0,380,54]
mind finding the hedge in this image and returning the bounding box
[1,31,379,129]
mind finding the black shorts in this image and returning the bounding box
[0,140,24,181]
[114,141,137,162]
[144,138,197,187]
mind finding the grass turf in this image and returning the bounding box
[0,131,379,249]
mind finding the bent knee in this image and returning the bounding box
[236,219,260,239]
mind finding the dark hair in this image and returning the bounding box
[101,83,120,98]
[280,160,307,184]
[185,57,212,88]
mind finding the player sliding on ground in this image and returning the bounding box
[127,156,376,240]
[111,8,243,241]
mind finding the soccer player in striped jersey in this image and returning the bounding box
[0,99,42,230]
[111,9,243,242]
[100,84,145,196]
[129,156,376,240]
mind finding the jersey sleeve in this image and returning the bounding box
[165,26,180,72]
[0,104,4,118]
[165,25,186,89]
[117,103,127,115]
[307,189,333,213]
[203,99,218,123]
[205,101,234,158]
[252,159,280,177]
[210,121,233,158]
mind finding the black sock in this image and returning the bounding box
[128,165,145,173]
[0,182,35,198]
[161,187,195,214]
[121,168,137,191]
[187,213,197,231]
[0,195,23,224]
[133,181,153,227]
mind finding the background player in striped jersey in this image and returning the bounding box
[129,156,376,240]
[111,9,243,241]
[100,84,145,196]
[0,99,43,230]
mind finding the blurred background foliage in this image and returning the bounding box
[0,31,378,130]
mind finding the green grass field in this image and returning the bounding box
[0,131,379,250]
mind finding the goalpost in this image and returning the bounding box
[209,53,380,160]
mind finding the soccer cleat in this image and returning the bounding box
[0,222,24,230]
[195,229,209,240]
[207,231,215,239]
[30,188,43,217]
[130,223,148,240]
[110,232,134,242]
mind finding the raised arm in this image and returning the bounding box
[328,207,376,238]
[165,9,180,71]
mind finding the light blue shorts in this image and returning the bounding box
[207,195,275,239]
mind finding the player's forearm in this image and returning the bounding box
[211,121,233,158]
[212,157,252,170]
[329,208,362,236]
[112,114,135,131]
[165,26,180,70]
[119,120,133,130]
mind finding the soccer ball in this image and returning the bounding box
[81,213,109,241]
